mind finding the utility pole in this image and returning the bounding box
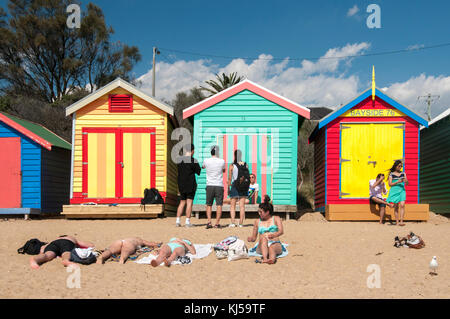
[152,47,160,97]
[417,93,440,121]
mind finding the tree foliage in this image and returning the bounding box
[200,72,243,96]
[170,87,205,132]
[0,0,141,102]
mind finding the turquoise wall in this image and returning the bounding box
[193,89,298,205]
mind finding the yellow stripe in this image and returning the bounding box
[142,133,151,190]
[132,134,142,197]
[87,134,98,197]
[97,134,107,197]
[105,134,116,197]
[123,133,133,197]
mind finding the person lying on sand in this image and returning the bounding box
[151,238,196,267]
[247,196,284,264]
[97,237,161,264]
[29,235,94,269]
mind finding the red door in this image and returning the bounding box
[0,137,21,207]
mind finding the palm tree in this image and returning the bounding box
[200,72,244,96]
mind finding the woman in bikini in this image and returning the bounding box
[387,160,409,226]
[97,237,162,264]
[247,196,284,264]
[29,235,94,269]
[151,238,196,267]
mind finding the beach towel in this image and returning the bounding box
[248,242,289,259]
[135,244,213,266]
[107,246,154,262]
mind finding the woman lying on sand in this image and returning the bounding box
[97,237,161,264]
[29,235,94,269]
[151,238,196,267]
[247,196,284,264]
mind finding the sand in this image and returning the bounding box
[1,214,449,299]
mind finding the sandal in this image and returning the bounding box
[206,223,213,229]
[254,258,262,264]
[213,224,221,229]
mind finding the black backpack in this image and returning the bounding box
[141,188,164,210]
[234,162,251,193]
[69,248,97,265]
[17,239,47,255]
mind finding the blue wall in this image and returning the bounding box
[0,122,41,209]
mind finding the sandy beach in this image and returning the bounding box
[1,212,449,299]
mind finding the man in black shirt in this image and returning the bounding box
[176,144,201,227]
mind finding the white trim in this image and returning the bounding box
[69,113,76,199]
[65,78,174,116]
[182,79,309,116]
[421,107,450,129]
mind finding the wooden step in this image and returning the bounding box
[61,204,163,219]
[325,204,429,221]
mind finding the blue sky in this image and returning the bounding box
[1,0,449,117]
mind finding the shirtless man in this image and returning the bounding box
[97,237,161,264]
[29,235,94,269]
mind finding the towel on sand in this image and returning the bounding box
[248,242,289,258]
[107,246,154,262]
[135,244,212,266]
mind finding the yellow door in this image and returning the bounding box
[87,132,116,198]
[122,131,152,198]
[340,123,404,198]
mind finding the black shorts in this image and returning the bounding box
[370,196,386,208]
[44,239,76,257]
[206,186,224,206]
[179,189,196,200]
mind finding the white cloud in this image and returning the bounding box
[406,44,425,51]
[384,74,450,119]
[138,43,370,108]
[137,43,450,120]
[347,5,359,17]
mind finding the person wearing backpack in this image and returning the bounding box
[29,235,94,269]
[176,144,201,227]
[228,149,250,227]
[247,195,284,264]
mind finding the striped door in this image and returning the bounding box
[82,128,155,201]
[0,137,21,207]
[218,134,272,203]
[340,123,404,198]
[122,130,154,198]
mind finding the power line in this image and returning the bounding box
[158,42,450,62]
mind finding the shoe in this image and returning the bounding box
[213,224,221,229]
[185,223,194,228]
[228,223,236,228]
[238,224,243,228]
[176,223,181,227]
[206,223,213,229]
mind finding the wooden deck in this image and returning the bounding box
[191,204,297,220]
[325,204,429,221]
[61,204,163,219]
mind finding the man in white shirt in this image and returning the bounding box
[202,145,226,229]
[369,174,394,224]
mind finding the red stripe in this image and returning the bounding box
[115,129,123,198]
[261,134,267,199]
[150,130,156,188]
[82,129,88,198]
[223,135,228,198]
[252,135,258,185]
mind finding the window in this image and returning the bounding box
[108,94,133,112]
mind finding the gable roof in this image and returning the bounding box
[421,107,450,129]
[308,87,429,142]
[65,78,173,116]
[182,79,310,119]
[0,112,71,150]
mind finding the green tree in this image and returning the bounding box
[200,72,243,96]
[170,87,205,131]
[0,0,141,102]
